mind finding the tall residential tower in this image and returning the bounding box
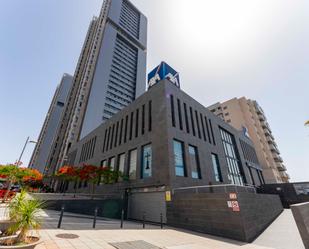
[32,0,147,175]
[208,97,289,183]
[29,74,73,173]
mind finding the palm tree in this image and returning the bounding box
[8,191,43,244]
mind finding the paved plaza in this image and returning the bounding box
[0,205,304,249]
[32,210,273,249]
[0,206,304,249]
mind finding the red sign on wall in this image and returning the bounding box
[231,201,240,212]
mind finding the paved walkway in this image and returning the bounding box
[253,209,304,249]
[33,210,273,249]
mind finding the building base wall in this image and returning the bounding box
[166,191,283,242]
[291,202,309,249]
[258,182,309,208]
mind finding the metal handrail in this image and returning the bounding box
[172,184,256,194]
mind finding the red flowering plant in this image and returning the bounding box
[0,164,43,201]
[56,165,80,196]
[78,164,100,198]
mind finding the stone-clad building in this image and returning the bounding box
[67,79,264,222]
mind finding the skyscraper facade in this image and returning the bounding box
[208,97,289,183]
[29,74,73,173]
[42,0,147,175]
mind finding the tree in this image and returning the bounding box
[0,165,43,202]
[79,164,99,199]
[56,165,79,195]
[55,164,123,198]
[7,190,43,245]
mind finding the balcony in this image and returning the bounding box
[261,121,272,132]
[280,171,290,182]
[258,113,266,122]
[269,143,280,154]
[274,154,283,163]
[267,136,274,145]
[277,163,286,171]
[265,130,274,140]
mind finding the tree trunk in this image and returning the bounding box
[91,183,95,200]
[73,180,77,198]
[16,227,27,244]
[2,180,12,203]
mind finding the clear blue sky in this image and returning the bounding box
[0,0,308,181]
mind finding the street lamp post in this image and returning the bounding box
[16,136,37,166]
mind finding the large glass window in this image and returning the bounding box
[141,144,152,178]
[173,140,186,177]
[211,153,223,182]
[189,145,201,179]
[117,153,125,182]
[128,149,137,180]
[220,128,244,185]
[108,157,115,170]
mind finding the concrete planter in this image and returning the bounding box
[0,236,41,249]
[0,221,15,234]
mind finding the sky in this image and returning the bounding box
[0,0,308,182]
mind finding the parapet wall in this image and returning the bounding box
[166,190,283,242]
[291,202,309,249]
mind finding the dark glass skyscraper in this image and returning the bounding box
[30,0,147,174]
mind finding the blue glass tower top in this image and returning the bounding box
[148,61,180,89]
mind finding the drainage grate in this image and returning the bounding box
[110,240,162,249]
[56,233,79,239]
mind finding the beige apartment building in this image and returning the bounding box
[208,97,289,183]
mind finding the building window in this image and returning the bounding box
[106,126,111,151]
[135,109,139,138]
[119,119,124,146]
[148,101,152,132]
[117,153,125,182]
[114,122,119,147]
[110,124,115,150]
[141,144,152,178]
[189,107,196,136]
[128,149,137,180]
[124,115,128,143]
[170,95,176,127]
[173,140,186,177]
[101,160,107,167]
[220,128,244,185]
[188,145,201,179]
[209,119,216,145]
[204,116,211,144]
[195,111,201,139]
[108,157,115,170]
[211,153,223,182]
[200,113,207,141]
[183,103,190,133]
[129,112,134,140]
[142,104,145,135]
[177,99,183,130]
[248,166,255,185]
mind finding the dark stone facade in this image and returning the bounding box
[67,79,263,194]
[258,182,309,208]
[44,199,123,219]
[167,188,283,242]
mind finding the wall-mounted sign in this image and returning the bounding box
[165,191,172,202]
[148,61,180,89]
[227,200,240,212]
[229,193,237,199]
[231,201,240,212]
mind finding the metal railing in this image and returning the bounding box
[172,184,256,195]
